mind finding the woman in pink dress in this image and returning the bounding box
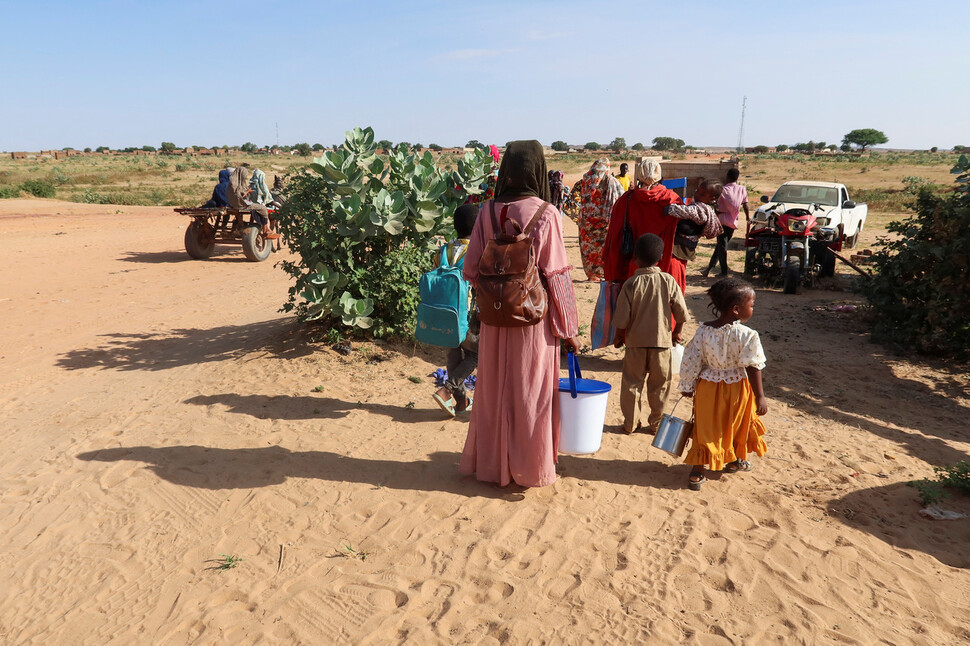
[460,140,581,487]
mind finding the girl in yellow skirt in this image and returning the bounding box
[679,278,768,490]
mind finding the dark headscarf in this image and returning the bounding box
[495,140,551,202]
[212,168,231,207]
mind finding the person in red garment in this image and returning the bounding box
[602,159,683,289]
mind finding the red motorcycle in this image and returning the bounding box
[743,199,841,294]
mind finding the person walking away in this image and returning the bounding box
[432,204,481,417]
[703,168,748,277]
[613,234,688,434]
[577,158,624,281]
[460,140,581,488]
[602,159,681,286]
[615,163,632,192]
[665,179,724,286]
[548,170,568,213]
[679,277,768,490]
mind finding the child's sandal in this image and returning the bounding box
[432,387,457,417]
[725,460,752,474]
[688,469,707,491]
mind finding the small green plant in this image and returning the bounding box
[405,401,415,409]
[408,376,422,384]
[208,553,243,571]
[341,543,371,561]
[312,385,324,392]
[909,461,970,505]
[578,324,589,336]
[324,328,343,344]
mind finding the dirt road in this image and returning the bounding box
[1,199,968,645]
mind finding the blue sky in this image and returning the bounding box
[2,0,967,151]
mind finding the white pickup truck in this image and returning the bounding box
[757,181,868,248]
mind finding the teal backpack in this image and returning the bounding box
[416,243,470,347]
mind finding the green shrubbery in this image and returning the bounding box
[19,178,57,198]
[862,160,970,358]
[276,126,492,337]
[909,462,970,505]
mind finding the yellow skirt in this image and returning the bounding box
[684,378,767,470]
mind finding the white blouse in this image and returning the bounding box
[679,321,766,392]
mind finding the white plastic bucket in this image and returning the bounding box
[558,352,612,455]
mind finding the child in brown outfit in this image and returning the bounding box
[613,233,689,433]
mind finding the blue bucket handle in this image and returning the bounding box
[567,350,582,399]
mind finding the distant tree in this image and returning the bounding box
[792,142,813,153]
[280,145,292,153]
[83,147,92,153]
[631,142,645,151]
[95,146,109,153]
[585,141,601,151]
[160,142,177,153]
[930,146,939,153]
[377,139,393,151]
[294,143,312,156]
[828,144,837,151]
[841,143,852,152]
[429,143,442,151]
[751,145,769,154]
[412,143,423,152]
[61,147,75,151]
[954,145,966,153]
[466,139,484,150]
[141,145,156,152]
[551,140,569,152]
[651,137,685,152]
[312,143,324,151]
[842,128,888,152]
[816,141,827,150]
[776,144,789,152]
[240,142,257,153]
[608,137,626,152]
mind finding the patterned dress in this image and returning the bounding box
[576,158,623,281]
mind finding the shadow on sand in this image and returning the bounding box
[57,317,310,371]
[76,446,523,500]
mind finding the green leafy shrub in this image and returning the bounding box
[0,186,20,199]
[276,126,491,337]
[909,461,970,505]
[20,178,56,198]
[862,164,970,357]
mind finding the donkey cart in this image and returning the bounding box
[175,207,278,262]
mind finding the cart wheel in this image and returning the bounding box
[744,248,757,276]
[241,226,272,262]
[783,262,800,294]
[185,220,215,259]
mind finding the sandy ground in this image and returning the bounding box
[1,198,968,645]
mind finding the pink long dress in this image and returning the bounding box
[461,197,579,487]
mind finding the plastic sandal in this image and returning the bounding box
[688,470,707,491]
[432,388,456,417]
[725,460,752,474]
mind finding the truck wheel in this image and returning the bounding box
[744,248,757,275]
[185,220,215,259]
[845,224,861,249]
[783,263,800,294]
[241,226,272,262]
[819,247,836,277]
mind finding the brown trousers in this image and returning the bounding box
[620,347,672,433]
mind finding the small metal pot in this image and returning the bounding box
[652,396,693,457]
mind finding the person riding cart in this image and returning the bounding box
[228,165,279,240]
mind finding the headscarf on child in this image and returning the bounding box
[494,140,550,202]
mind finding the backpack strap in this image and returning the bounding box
[490,199,550,239]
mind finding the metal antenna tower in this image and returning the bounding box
[275,122,280,147]
[736,96,747,153]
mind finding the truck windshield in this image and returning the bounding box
[771,185,840,206]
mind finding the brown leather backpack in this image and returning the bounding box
[476,201,549,328]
